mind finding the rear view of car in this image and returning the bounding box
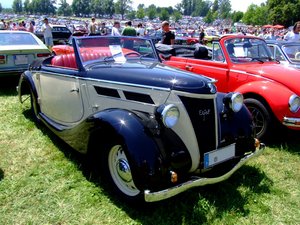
[0,31,51,77]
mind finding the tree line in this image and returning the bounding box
[0,0,299,27]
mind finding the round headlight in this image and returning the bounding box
[230,93,244,112]
[289,94,300,113]
[161,104,180,128]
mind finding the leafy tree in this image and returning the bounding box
[12,0,23,13]
[268,0,300,26]
[72,0,91,17]
[57,0,72,16]
[115,0,132,20]
[147,4,156,20]
[103,0,114,18]
[242,3,268,25]
[136,5,145,19]
[231,11,243,23]
[159,8,170,21]
[126,10,136,20]
[204,8,214,24]
[91,0,104,17]
[219,0,231,19]
[172,10,183,22]
[0,3,2,13]
[23,0,30,14]
[192,0,210,17]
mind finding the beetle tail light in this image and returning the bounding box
[37,53,51,58]
[0,55,6,64]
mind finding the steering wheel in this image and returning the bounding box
[124,52,141,57]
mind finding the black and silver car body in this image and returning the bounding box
[266,40,300,69]
[18,36,265,203]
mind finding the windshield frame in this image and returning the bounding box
[224,37,273,64]
[72,36,160,71]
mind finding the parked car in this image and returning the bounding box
[266,40,300,69]
[0,30,51,76]
[163,35,300,139]
[18,36,264,203]
[35,24,72,44]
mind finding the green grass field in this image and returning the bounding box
[0,78,299,225]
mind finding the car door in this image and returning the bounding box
[183,42,230,92]
[36,72,84,124]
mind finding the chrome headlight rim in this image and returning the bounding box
[229,92,244,113]
[160,104,180,128]
[289,94,300,113]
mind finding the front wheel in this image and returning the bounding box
[30,89,40,122]
[244,98,271,140]
[103,143,143,203]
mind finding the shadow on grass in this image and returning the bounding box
[22,109,273,225]
[264,127,300,155]
[0,168,4,181]
[0,76,19,96]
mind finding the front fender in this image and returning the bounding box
[88,109,167,189]
[235,80,297,121]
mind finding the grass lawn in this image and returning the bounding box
[0,78,299,225]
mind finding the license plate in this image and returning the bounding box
[14,55,28,65]
[204,144,235,168]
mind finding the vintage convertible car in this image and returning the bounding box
[163,35,300,139]
[18,36,264,203]
[266,40,300,69]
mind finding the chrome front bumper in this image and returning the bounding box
[283,117,300,127]
[144,144,265,202]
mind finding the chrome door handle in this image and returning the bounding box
[70,88,79,93]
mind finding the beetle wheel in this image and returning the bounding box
[107,144,141,198]
[244,98,271,140]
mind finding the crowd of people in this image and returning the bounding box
[0,14,299,52]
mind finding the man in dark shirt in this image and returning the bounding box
[161,21,175,45]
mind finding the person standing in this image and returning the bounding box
[284,21,300,41]
[161,21,175,45]
[99,22,108,36]
[41,18,53,51]
[88,17,97,36]
[27,21,35,33]
[111,21,121,36]
[136,23,145,36]
[121,21,136,36]
[199,27,205,44]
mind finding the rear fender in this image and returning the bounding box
[18,71,37,104]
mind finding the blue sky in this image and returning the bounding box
[0,0,266,13]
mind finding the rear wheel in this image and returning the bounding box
[244,98,271,140]
[30,89,40,122]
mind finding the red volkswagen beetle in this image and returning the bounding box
[163,35,300,139]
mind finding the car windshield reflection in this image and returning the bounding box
[75,36,157,64]
[282,45,300,63]
[225,37,273,63]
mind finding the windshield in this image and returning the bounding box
[0,33,39,45]
[282,45,300,63]
[75,36,158,64]
[224,37,272,63]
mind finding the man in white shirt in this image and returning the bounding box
[284,22,300,42]
[41,18,53,51]
[111,21,121,36]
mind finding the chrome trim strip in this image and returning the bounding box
[37,70,171,92]
[144,144,265,202]
[283,117,300,127]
